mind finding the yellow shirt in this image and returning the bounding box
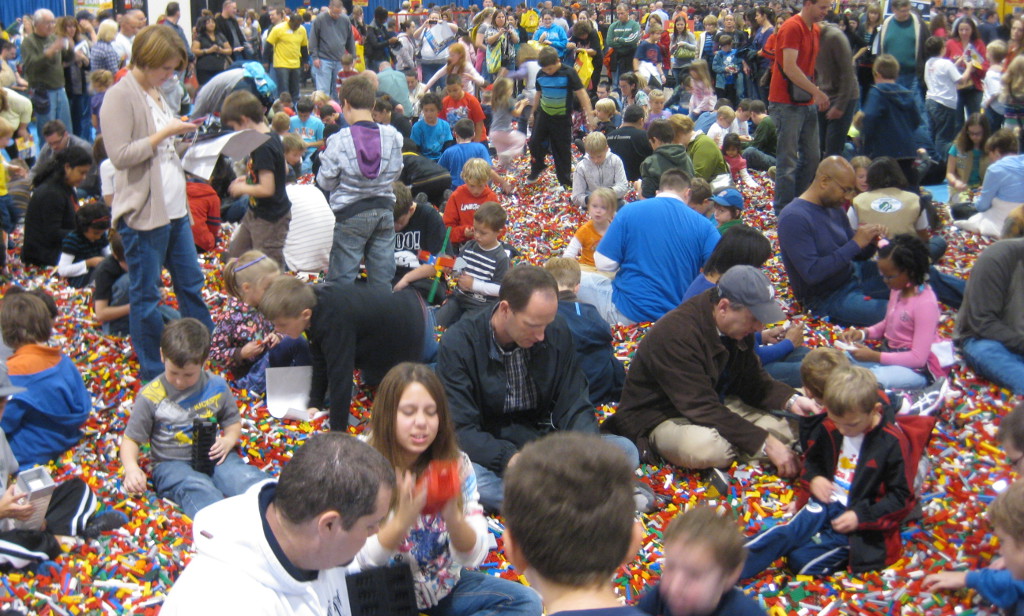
[0,162,7,197]
[267,23,308,69]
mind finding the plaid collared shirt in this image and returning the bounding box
[491,327,538,414]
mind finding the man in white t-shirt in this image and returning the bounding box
[112,10,145,65]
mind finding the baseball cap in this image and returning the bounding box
[717,265,785,325]
[0,362,26,399]
[709,187,744,210]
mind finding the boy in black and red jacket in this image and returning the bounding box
[740,364,916,578]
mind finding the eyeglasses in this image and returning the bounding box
[825,175,856,197]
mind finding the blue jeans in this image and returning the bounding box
[117,217,214,381]
[35,88,73,138]
[103,272,180,336]
[927,99,958,165]
[327,209,396,287]
[743,147,776,171]
[275,67,301,101]
[897,72,928,131]
[763,346,811,388]
[742,500,850,579]
[221,196,249,223]
[152,454,268,519]
[0,194,13,234]
[472,434,639,512]
[312,58,341,96]
[962,337,1024,396]
[576,272,635,327]
[770,102,820,212]
[422,570,542,616]
[850,358,929,390]
[421,62,446,92]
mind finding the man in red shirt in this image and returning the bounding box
[441,74,488,142]
[769,0,831,213]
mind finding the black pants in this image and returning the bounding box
[529,112,573,188]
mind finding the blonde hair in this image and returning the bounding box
[716,105,736,122]
[703,14,718,27]
[131,25,188,71]
[281,133,306,153]
[850,155,872,172]
[1004,56,1024,103]
[311,91,332,107]
[583,131,608,154]
[97,19,118,42]
[988,39,1008,65]
[689,59,713,88]
[989,479,1024,544]
[492,77,514,111]
[799,347,850,399]
[669,113,694,137]
[595,98,616,116]
[649,89,666,104]
[259,275,317,320]
[588,187,619,215]
[461,158,491,185]
[823,366,879,418]
[223,250,282,300]
[544,257,581,290]
[90,69,114,90]
[271,112,291,133]
[446,42,469,75]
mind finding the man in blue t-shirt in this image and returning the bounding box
[576,168,720,326]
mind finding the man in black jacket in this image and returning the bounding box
[216,1,247,61]
[437,265,639,511]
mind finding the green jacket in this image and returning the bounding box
[607,19,641,52]
[640,144,695,199]
[743,116,777,157]
[21,33,72,90]
[687,134,728,181]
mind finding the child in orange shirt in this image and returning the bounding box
[442,158,499,251]
[562,188,617,270]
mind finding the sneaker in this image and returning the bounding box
[83,509,128,540]
[767,166,776,180]
[704,467,731,499]
[526,172,542,184]
[633,480,657,514]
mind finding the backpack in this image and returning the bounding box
[241,61,278,108]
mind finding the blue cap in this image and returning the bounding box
[710,187,745,210]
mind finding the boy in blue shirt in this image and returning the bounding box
[712,35,739,106]
[438,118,492,189]
[410,93,453,161]
[289,97,325,174]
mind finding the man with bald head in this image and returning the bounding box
[778,157,963,326]
[21,9,74,134]
[113,9,146,64]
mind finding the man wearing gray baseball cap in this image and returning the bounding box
[604,265,819,476]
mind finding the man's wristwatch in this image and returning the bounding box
[784,393,799,412]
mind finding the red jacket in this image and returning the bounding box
[187,180,221,253]
[442,184,499,245]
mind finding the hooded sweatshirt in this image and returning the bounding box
[861,82,922,159]
[572,152,630,207]
[161,481,353,616]
[639,144,695,198]
[317,120,403,223]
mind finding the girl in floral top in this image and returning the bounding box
[358,363,542,616]
[210,251,280,389]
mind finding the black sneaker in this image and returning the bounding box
[83,510,128,540]
[526,172,542,184]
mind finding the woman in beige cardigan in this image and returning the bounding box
[99,25,214,381]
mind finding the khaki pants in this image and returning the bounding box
[650,397,796,469]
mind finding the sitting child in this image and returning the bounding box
[442,158,500,250]
[706,105,736,148]
[594,98,618,134]
[92,230,180,337]
[837,235,950,390]
[545,257,625,406]
[120,319,269,519]
[644,89,672,128]
[722,134,757,189]
[686,177,715,221]
[571,132,629,209]
[210,251,282,391]
[922,479,1024,613]
[0,360,125,566]
[563,187,617,271]
[400,202,509,328]
[392,182,447,304]
[290,96,325,174]
[711,187,744,234]
[503,432,647,615]
[400,140,453,208]
[57,202,111,288]
[410,93,453,162]
[438,118,494,189]
[741,365,914,579]
[0,293,91,469]
[637,507,767,616]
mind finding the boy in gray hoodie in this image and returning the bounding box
[317,73,404,286]
[572,132,630,208]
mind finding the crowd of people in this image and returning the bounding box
[0,0,1023,614]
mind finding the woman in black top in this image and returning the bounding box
[192,15,232,87]
[568,19,603,96]
[23,146,92,267]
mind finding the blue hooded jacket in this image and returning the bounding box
[1,356,91,469]
[861,82,922,159]
[967,569,1024,615]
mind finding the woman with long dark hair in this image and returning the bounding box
[22,146,91,267]
[946,17,989,131]
[853,3,883,104]
[192,15,232,87]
